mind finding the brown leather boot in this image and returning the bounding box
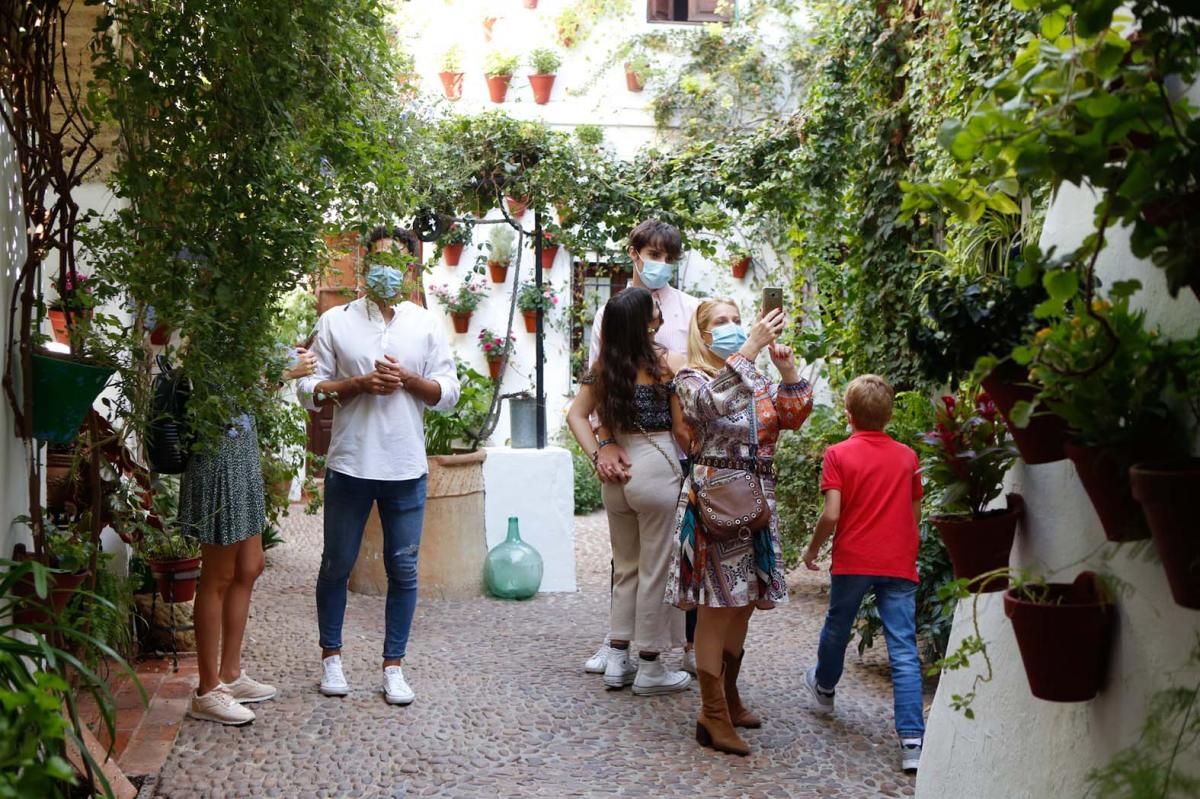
[695,666,750,756]
[723,649,762,729]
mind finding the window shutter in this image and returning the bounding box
[648,0,672,20]
[688,0,731,21]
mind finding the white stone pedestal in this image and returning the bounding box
[482,446,576,593]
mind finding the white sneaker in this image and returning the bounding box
[320,655,350,697]
[805,665,835,712]
[632,657,692,696]
[681,649,697,676]
[188,687,255,726]
[382,665,415,705]
[585,644,612,674]
[221,672,276,704]
[901,738,923,773]
[602,648,637,689]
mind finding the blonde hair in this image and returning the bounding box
[844,374,894,431]
[687,298,740,375]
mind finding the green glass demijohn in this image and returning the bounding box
[485,517,543,600]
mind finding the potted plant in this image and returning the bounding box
[1024,290,1187,541]
[131,480,202,602]
[539,226,561,270]
[524,0,538,8]
[438,45,465,101]
[429,278,489,334]
[505,196,530,217]
[1004,571,1114,702]
[31,349,115,445]
[919,388,1020,591]
[1128,333,1200,609]
[517,282,559,333]
[484,51,519,104]
[528,48,561,105]
[485,225,516,283]
[478,327,516,381]
[46,268,95,347]
[556,8,581,48]
[625,54,650,92]
[10,516,95,626]
[728,243,752,279]
[440,219,474,266]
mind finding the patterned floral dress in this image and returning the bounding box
[665,354,813,609]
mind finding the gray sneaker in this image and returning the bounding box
[901,738,922,773]
[805,665,835,712]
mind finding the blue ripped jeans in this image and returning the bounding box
[815,574,926,739]
[316,469,428,660]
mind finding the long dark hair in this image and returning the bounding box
[592,287,668,432]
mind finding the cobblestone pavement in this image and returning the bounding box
[152,509,920,799]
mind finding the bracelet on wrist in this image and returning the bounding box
[597,438,616,450]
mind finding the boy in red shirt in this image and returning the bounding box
[801,374,925,774]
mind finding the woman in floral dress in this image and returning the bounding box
[667,298,813,756]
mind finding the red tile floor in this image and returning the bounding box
[76,655,197,779]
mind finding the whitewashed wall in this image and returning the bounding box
[917,145,1200,797]
[1,114,30,562]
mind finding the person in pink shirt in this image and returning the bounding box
[801,374,926,774]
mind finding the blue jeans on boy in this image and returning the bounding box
[316,469,428,660]
[815,575,926,739]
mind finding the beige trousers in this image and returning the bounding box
[602,430,686,653]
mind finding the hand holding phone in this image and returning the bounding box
[762,286,783,317]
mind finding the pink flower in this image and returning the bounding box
[942,395,956,413]
[551,296,559,305]
[484,343,493,351]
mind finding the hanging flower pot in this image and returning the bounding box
[1130,459,1200,609]
[932,495,1022,592]
[540,245,559,271]
[482,16,498,40]
[624,64,645,92]
[522,310,538,333]
[12,568,89,627]
[980,363,1070,465]
[443,243,465,266]
[1004,571,1113,702]
[529,73,556,104]
[487,357,505,381]
[505,196,529,217]
[150,556,203,603]
[524,0,538,7]
[1066,441,1170,542]
[438,71,465,101]
[149,322,172,346]
[487,261,510,284]
[486,74,512,103]
[48,309,70,345]
[31,351,115,445]
[450,311,472,334]
[731,256,751,280]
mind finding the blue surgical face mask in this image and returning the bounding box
[366,265,405,300]
[708,322,747,358]
[637,257,673,290]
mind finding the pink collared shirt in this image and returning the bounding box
[588,284,701,367]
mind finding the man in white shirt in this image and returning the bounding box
[298,228,460,706]
[583,219,701,676]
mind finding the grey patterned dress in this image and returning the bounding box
[178,414,267,546]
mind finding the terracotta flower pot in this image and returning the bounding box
[48,309,70,345]
[932,496,1022,592]
[529,73,556,104]
[482,17,498,41]
[450,311,472,334]
[522,309,538,333]
[443,243,464,266]
[1131,459,1200,609]
[487,357,505,381]
[149,322,171,346]
[438,71,464,101]
[487,261,509,284]
[1004,571,1113,702]
[524,0,537,7]
[150,556,202,603]
[624,65,645,92]
[1066,441,1173,542]
[486,74,512,104]
[45,444,76,514]
[731,256,751,279]
[540,245,559,270]
[12,568,89,627]
[980,363,1070,465]
[505,196,529,217]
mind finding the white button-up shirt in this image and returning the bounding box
[588,283,701,367]
[298,298,460,481]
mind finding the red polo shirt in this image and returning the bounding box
[820,431,922,582]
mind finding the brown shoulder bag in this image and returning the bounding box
[696,399,769,543]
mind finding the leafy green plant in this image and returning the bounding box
[486,225,516,265]
[440,44,463,72]
[478,328,516,360]
[574,124,604,149]
[429,278,490,314]
[918,387,1017,517]
[441,219,475,246]
[529,48,562,75]
[425,359,494,455]
[558,429,604,515]
[517,282,560,313]
[483,51,520,77]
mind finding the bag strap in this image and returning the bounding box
[746,389,759,462]
[635,422,684,482]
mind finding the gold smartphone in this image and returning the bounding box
[762,287,784,316]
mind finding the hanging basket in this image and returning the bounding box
[31,351,114,444]
[1130,459,1200,609]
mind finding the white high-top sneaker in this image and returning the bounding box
[632,657,692,696]
[383,665,415,705]
[320,655,350,697]
[585,643,612,674]
[602,648,637,689]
